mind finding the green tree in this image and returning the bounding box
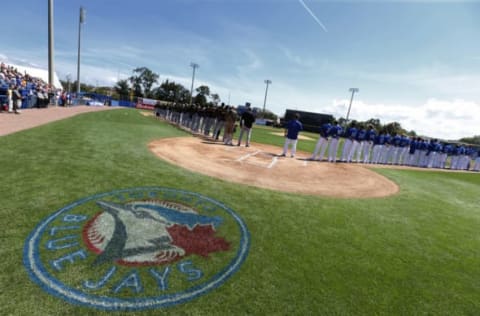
[210,93,221,106]
[154,80,190,103]
[383,122,406,135]
[337,117,347,126]
[407,130,417,137]
[193,85,211,107]
[459,135,480,145]
[194,94,207,107]
[95,86,113,96]
[196,85,210,97]
[114,79,131,100]
[364,118,381,130]
[258,109,278,121]
[128,67,159,98]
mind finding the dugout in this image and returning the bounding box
[283,109,334,133]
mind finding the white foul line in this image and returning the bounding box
[236,150,261,162]
[267,157,278,169]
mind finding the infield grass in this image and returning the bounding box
[1,108,480,315]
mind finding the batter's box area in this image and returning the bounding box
[234,150,282,168]
[149,137,399,198]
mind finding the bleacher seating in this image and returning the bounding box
[0,62,56,109]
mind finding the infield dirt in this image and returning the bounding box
[149,136,399,198]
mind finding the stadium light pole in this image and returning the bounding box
[189,62,199,106]
[76,6,86,95]
[48,0,55,90]
[345,88,359,125]
[66,73,71,93]
[263,79,272,116]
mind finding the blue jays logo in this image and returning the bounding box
[23,187,250,311]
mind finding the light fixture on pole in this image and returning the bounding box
[345,88,359,125]
[263,79,272,115]
[66,73,71,93]
[189,62,199,106]
[76,6,86,94]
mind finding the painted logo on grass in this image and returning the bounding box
[23,187,250,311]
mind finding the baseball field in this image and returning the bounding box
[1,107,480,315]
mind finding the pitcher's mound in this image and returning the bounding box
[148,137,399,198]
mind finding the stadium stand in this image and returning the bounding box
[0,62,59,110]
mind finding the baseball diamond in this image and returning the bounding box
[1,107,479,315]
[3,1,480,314]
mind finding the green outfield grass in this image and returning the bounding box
[1,108,480,315]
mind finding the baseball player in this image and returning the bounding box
[341,122,357,162]
[354,126,367,163]
[418,139,428,167]
[438,143,450,169]
[372,132,385,164]
[212,104,226,140]
[223,106,237,146]
[327,121,343,163]
[280,113,303,158]
[473,149,480,171]
[237,103,255,147]
[379,133,391,164]
[406,137,417,166]
[390,134,402,165]
[363,125,376,163]
[398,135,410,165]
[310,122,332,161]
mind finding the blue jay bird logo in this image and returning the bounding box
[84,200,227,266]
[24,187,250,311]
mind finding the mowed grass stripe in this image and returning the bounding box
[1,108,479,315]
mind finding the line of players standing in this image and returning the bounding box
[155,103,238,145]
[154,103,480,172]
[310,121,480,172]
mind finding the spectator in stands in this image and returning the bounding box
[11,85,22,114]
[0,62,52,109]
[7,85,13,112]
[37,89,48,108]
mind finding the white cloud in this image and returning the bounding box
[251,83,478,140]
[281,47,316,68]
[236,49,263,74]
[350,65,480,97]
[324,98,479,140]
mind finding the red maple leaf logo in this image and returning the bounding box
[168,224,230,258]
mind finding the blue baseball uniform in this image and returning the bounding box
[281,119,303,157]
[328,124,343,162]
[311,123,332,161]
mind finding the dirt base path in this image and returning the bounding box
[0,106,118,137]
[149,136,399,198]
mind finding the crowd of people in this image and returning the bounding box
[0,62,72,113]
[155,102,480,172]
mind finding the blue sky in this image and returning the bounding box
[1,0,479,140]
